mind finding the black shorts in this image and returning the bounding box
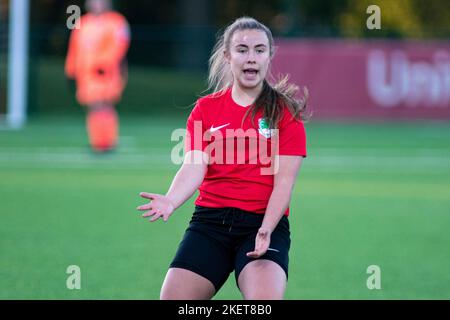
[169,205,291,293]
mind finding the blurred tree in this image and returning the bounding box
[213,0,280,28]
[338,0,450,38]
[176,0,213,71]
[295,0,347,37]
[411,0,450,38]
[27,0,450,67]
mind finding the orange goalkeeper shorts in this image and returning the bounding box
[76,68,125,106]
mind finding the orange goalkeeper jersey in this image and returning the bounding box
[65,11,130,105]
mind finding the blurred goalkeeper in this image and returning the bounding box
[65,0,130,152]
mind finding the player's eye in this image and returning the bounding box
[256,47,266,54]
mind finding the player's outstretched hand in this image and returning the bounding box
[137,192,175,222]
[246,228,271,258]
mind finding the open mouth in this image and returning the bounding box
[243,68,258,77]
[243,68,259,81]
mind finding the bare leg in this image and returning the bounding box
[238,259,287,300]
[160,268,216,300]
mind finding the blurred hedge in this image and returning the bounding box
[30,57,206,117]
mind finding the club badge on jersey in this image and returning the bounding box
[258,118,276,139]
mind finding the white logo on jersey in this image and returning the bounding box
[210,123,230,132]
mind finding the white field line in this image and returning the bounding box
[0,147,449,170]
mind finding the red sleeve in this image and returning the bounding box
[185,100,208,153]
[278,109,307,157]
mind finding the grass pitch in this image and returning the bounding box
[1,116,450,299]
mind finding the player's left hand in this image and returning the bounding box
[246,228,271,258]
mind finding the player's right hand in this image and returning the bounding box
[137,192,175,222]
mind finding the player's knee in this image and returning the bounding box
[160,288,177,300]
[160,287,214,300]
[243,289,284,300]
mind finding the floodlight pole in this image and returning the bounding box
[7,0,30,129]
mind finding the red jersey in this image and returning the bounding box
[65,11,130,105]
[185,88,307,215]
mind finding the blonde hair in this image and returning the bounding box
[207,16,310,128]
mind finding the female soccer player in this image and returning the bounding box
[137,17,309,300]
[65,0,130,152]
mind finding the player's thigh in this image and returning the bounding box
[238,259,287,300]
[167,226,234,297]
[235,216,291,300]
[160,267,215,300]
